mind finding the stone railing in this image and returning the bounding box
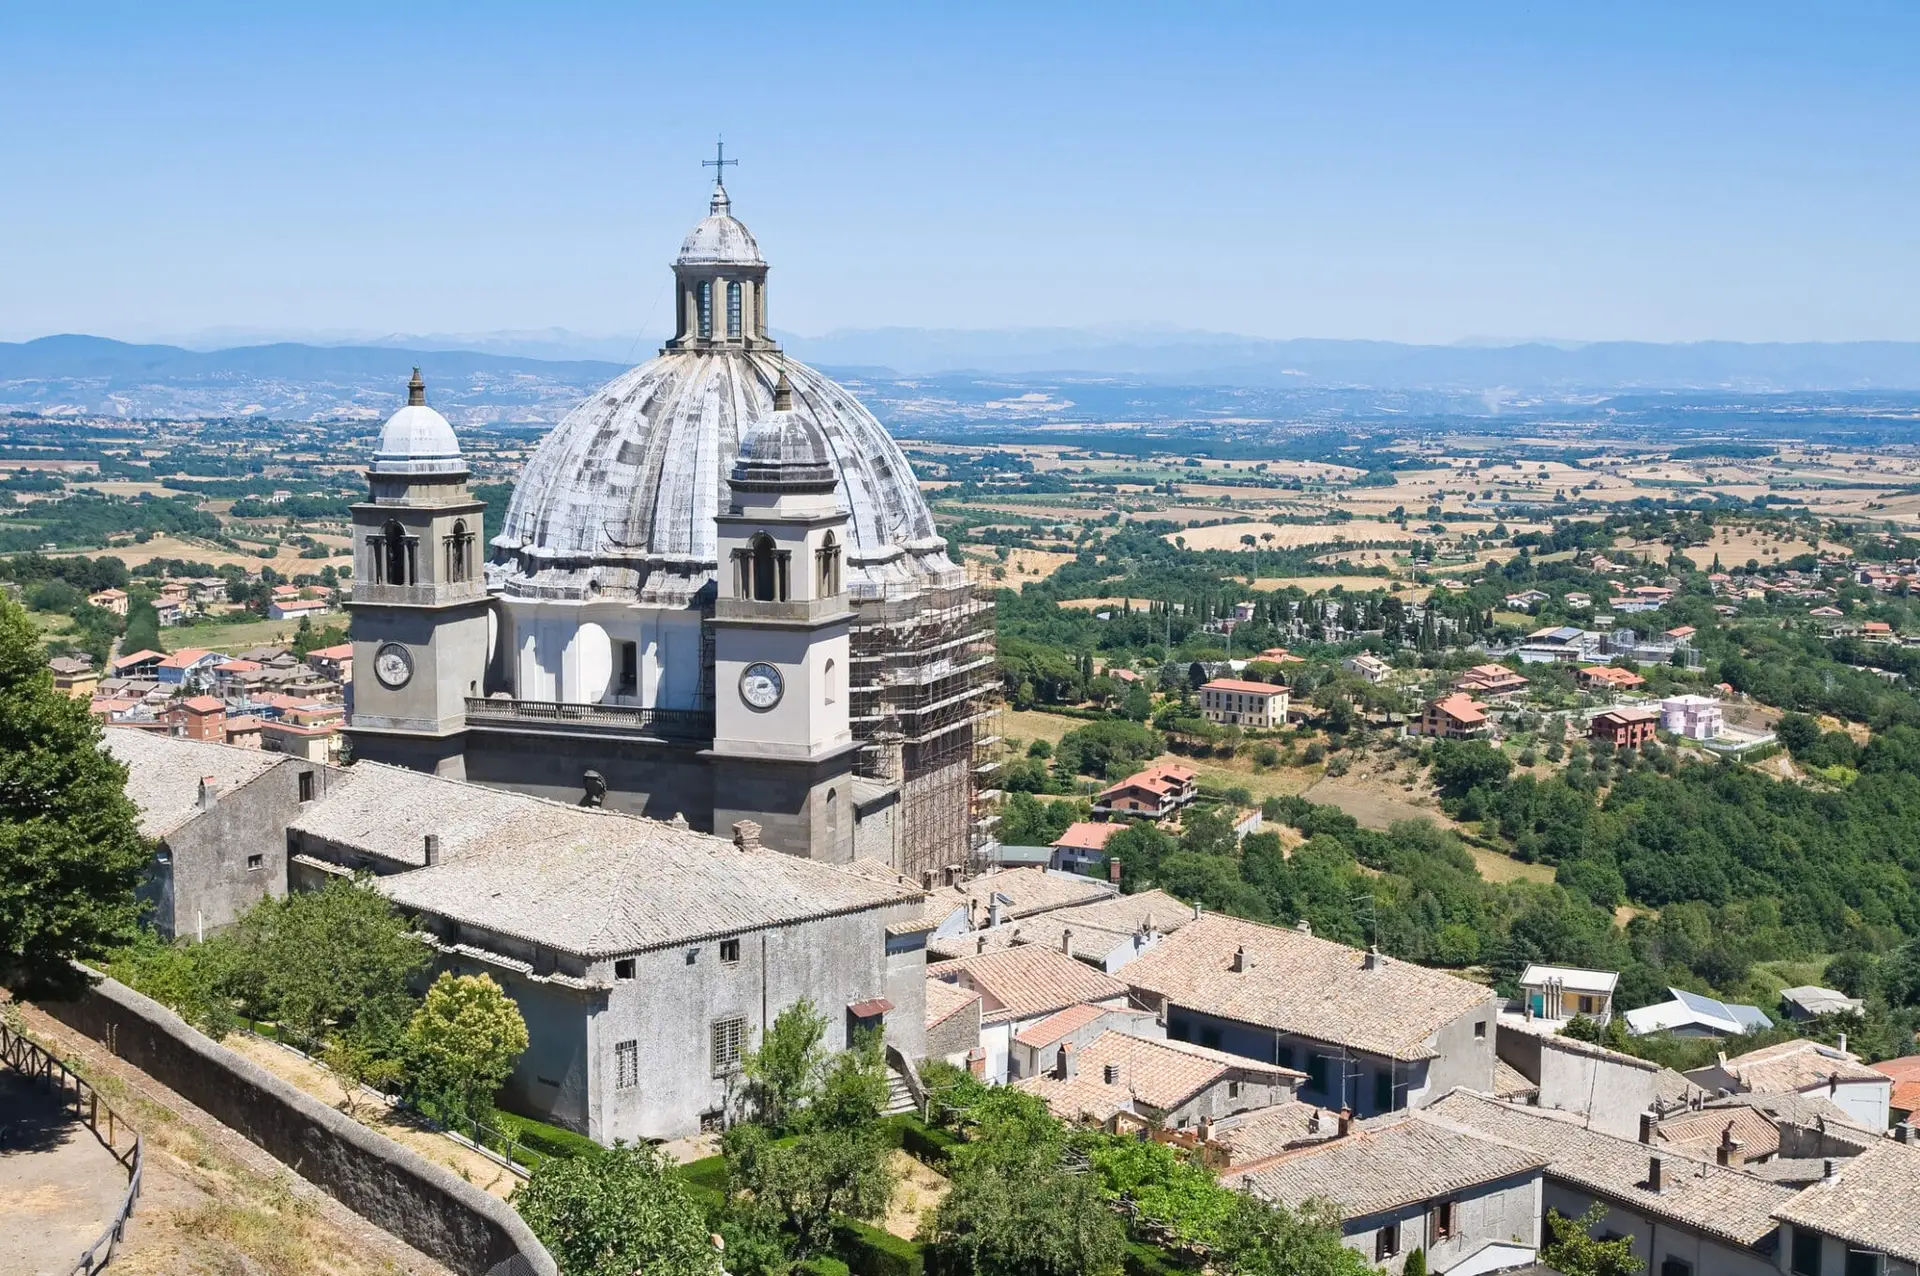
[464,697,714,740]
[346,581,486,607]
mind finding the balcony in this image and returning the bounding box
[348,581,487,607]
[464,697,714,741]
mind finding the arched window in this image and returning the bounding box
[726,281,742,338]
[825,787,840,845]
[824,657,837,705]
[383,520,411,586]
[697,280,713,339]
[448,519,470,581]
[816,531,841,597]
[751,533,780,601]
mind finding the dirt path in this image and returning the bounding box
[13,999,456,1276]
[222,1034,521,1200]
[0,1070,130,1276]
[880,1148,948,1240]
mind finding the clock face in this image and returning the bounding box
[374,642,413,689]
[739,662,783,711]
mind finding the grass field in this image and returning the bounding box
[1168,521,1432,552]
[162,616,311,653]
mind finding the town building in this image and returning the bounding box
[1093,762,1199,820]
[1873,1056,1920,1124]
[1199,678,1289,728]
[1625,987,1774,1039]
[1661,694,1725,740]
[87,587,130,615]
[48,654,97,699]
[1018,1028,1304,1133]
[1516,964,1618,1026]
[1591,707,1660,748]
[1222,1108,1545,1276]
[1050,820,1120,874]
[304,643,354,682]
[345,175,995,884]
[1455,664,1529,698]
[926,944,1130,1083]
[1772,1142,1920,1276]
[928,887,1193,974]
[1415,693,1490,740]
[1578,664,1647,694]
[166,695,227,742]
[1344,652,1393,684]
[1686,1040,1892,1132]
[1121,913,1498,1116]
[111,649,166,678]
[1778,986,1864,1023]
[1494,1024,1679,1139]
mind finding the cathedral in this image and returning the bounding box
[345,172,995,878]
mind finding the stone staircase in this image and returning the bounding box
[883,1067,917,1117]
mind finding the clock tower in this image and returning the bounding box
[345,370,491,777]
[706,372,858,862]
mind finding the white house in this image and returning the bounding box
[1517,964,1618,1026]
[1660,694,1725,740]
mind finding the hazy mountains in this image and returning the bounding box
[11,330,1920,425]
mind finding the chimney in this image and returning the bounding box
[1142,910,1156,936]
[976,935,988,954]
[423,834,441,866]
[1056,1042,1077,1081]
[1830,1071,1840,1097]
[1108,857,1123,884]
[1307,1109,1322,1135]
[1337,1108,1351,1138]
[732,820,762,852]
[1639,1112,1656,1144]
[1198,1115,1213,1143]
[1061,928,1075,959]
[988,898,1005,928]
[966,1048,986,1079]
[1823,1158,1837,1183]
[1717,1122,1744,1168]
[1648,1155,1665,1193]
[1839,1031,1848,1055]
[1295,918,1312,936]
[1193,901,1203,921]
[198,775,218,810]
[1897,1123,1916,1146]
[1363,946,1384,971]
[1103,1061,1121,1085]
[1232,945,1253,973]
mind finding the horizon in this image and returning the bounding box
[6,4,1920,346]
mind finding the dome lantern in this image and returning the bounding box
[667,145,774,354]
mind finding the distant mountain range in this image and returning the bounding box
[10,330,1920,425]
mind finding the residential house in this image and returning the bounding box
[913,865,1117,945]
[1051,820,1121,874]
[155,648,225,688]
[930,888,1196,974]
[1625,987,1774,1039]
[1345,652,1394,684]
[111,649,166,678]
[1771,1141,1920,1276]
[1122,913,1498,1116]
[1094,763,1199,820]
[1416,693,1491,740]
[153,599,187,626]
[1455,664,1530,699]
[1222,1108,1546,1276]
[1429,1089,1795,1276]
[1019,1028,1305,1133]
[1256,647,1306,664]
[1778,986,1865,1023]
[926,945,1130,1083]
[1649,1093,1874,1182]
[1666,625,1697,642]
[104,729,333,940]
[1494,1024,1678,1139]
[1592,707,1660,748]
[925,979,983,1068]
[166,695,227,742]
[304,643,353,682]
[1661,695,1725,740]
[1872,1057,1920,1124]
[1863,621,1896,644]
[269,596,331,622]
[87,587,129,615]
[1517,964,1618,1026]
[1505,589,1551,608]
[1578,665,1648,694]
[1686,1040,1891,1132]
[1007,1003,1162,1089]
[1199,678,1289,729]
[48,655,97,699]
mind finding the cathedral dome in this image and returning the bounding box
[732,374,837,489]
[371,369,464,475]
[676,184,764,267]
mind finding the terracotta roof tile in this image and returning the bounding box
[927,945,1128,1026]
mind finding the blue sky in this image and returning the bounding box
[4,2,1919,346]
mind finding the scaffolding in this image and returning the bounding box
[849,577,1000,881]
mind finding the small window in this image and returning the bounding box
[246,854,263,872]
[1375,1222,1400,1261]
[1307,1054,1330,1095]
[1227,1080,1240,1099]
[614,958,636,982]
[1793,1227,1823,1276]
[720,938,741,964]
[615,1039,639,1090]
[298,770,315,802]
[686,948,698,966]
[1433,1200,1455,1241]
[1474,1020,1487,1040]
[1846,1249,1883,1276]
[712,1016,747,1074]
[824,657,837,705]
[1374,1071,1394,1112]
[697,280,712,339]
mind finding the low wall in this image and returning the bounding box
[41,973,556,1276]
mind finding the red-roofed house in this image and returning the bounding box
[1591,707,1659,748]
[167,695,227,742]
[269,596,331,622]
[111,648,166,678]
[1199,678,1289,728]
[1872,1055,1920,1123]
[1051,820,1122,873]
[1455,664,1529,698]
[304,643,353,681]
[1577,665,1647,693]
[1415,693,1489,740]
[1094,763,1199,820]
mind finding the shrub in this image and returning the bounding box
[833,1220,924,1276]
[1302,742,1326,765]
[493,1110,603,1161]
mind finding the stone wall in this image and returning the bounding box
[41,974,556,1276]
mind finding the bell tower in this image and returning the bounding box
[345,369,492,777]
[706,371,858,861]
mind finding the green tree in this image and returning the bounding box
[1211,1194,1374,1276]
[0,595,148,990]
[230,874,426,1047]
[514,1141,722,1276]
[402,971,529,1123]
[922,1154,1125,1276]
[1429,739,1513,799]
[742,998,828,1130]
[1542,1205,1645,1276]
[120,599,161,655]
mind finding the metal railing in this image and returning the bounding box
[464,697,715,739]
[0,1021,142,1276]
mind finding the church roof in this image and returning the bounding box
[103,728,289,839]
[676,182,764,266]
[371,369,463,475]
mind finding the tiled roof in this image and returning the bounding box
[1017,1030,1303,1122]
[1716,1039,1888,1093]
[1121,913,1495,1062]
[927,945,1129,1026]
[288,761,548,866]
[1224,1109,1545,1220]
[1429,693,1488,724]
[1595,708,1660,726]
[1774,1142,1920,1264]
[933,887,1200,963]
[1493,1057,1538,1100]
[180,695,224,713]
[1427,1090,1793,1247]
[1013,1003,1111,1049]
[1653,1105,1783,1161]
[1201,679,1287,696]
[1210,1101,1342,1164]
[103,728,287,838]
[925,978,980,1030]
[1873,1055,1920,1115]
[1053,821,1122,852]
[913,866,1114,932]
